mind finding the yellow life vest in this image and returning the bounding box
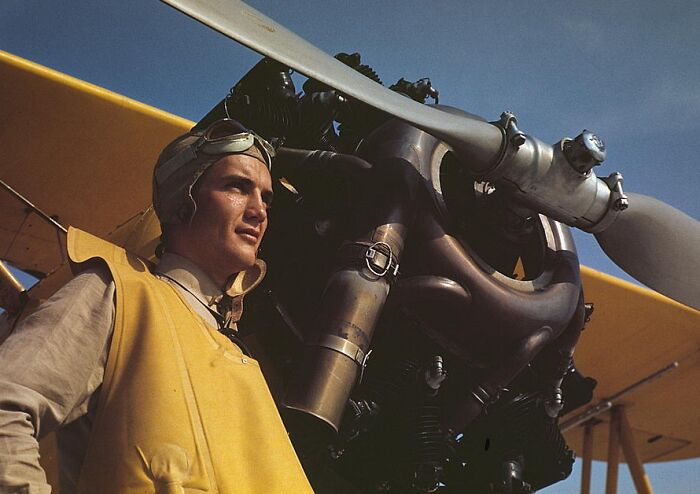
[68,227,313,494]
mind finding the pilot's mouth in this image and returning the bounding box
[236,227,259,243]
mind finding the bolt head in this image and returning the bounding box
[614,197,629,211]
[563,130,607,173]
[580,130,606,163]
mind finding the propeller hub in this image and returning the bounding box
[563,130,606,174]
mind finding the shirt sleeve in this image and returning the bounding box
[0,266,115,494]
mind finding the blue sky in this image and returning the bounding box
[1,1,699,492]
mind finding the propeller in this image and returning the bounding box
[595,193,700,309]
[158,0,503,167]
[160,0,700,310]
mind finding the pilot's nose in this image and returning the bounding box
[245,192,268,223]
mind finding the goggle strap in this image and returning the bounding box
[155,145,198,185]
[252,135,275,168]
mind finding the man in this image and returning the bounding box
[0,119,313,493]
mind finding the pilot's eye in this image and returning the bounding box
[226,178,249,191]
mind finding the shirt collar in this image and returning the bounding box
[153,252,267,312]
[154,252,224,310]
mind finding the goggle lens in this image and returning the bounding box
[198,119,274,168]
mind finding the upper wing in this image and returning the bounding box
[0,49,191,284]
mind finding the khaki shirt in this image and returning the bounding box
[0,253,242,494]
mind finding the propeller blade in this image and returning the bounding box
[595,192,700,310]
[161,1,700,310]
[159,0,503,168]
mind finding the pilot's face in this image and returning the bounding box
[174,153,273,287]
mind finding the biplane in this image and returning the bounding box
[1,1,699,493]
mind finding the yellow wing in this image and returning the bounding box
[564,267,700,463]
[0,49,189,297]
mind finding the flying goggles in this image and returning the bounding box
[155,118,275,187]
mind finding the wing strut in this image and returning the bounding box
[618,407,655,494]
[0,260,25,313]
[581,424,594,494]
[604,407,654,494]
[576,406,655,494]
[606,407,622,494]
[563,364,678,493]
[0,179,68,234]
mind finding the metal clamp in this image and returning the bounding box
[587,172,630,234]
[603,171,629,211]
[498,111,526,148]
[315,335,373,384]
[482,110,527,179]
[364,241,399,278]
[316,334,366,367]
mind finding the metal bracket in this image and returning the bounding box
[316,334,366,367]
[586,172,630,234]
[497,111,526,148]
[364,241,399,278]
[315,335,373,384]
[602,172,629,212]
[483,110,526,180]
